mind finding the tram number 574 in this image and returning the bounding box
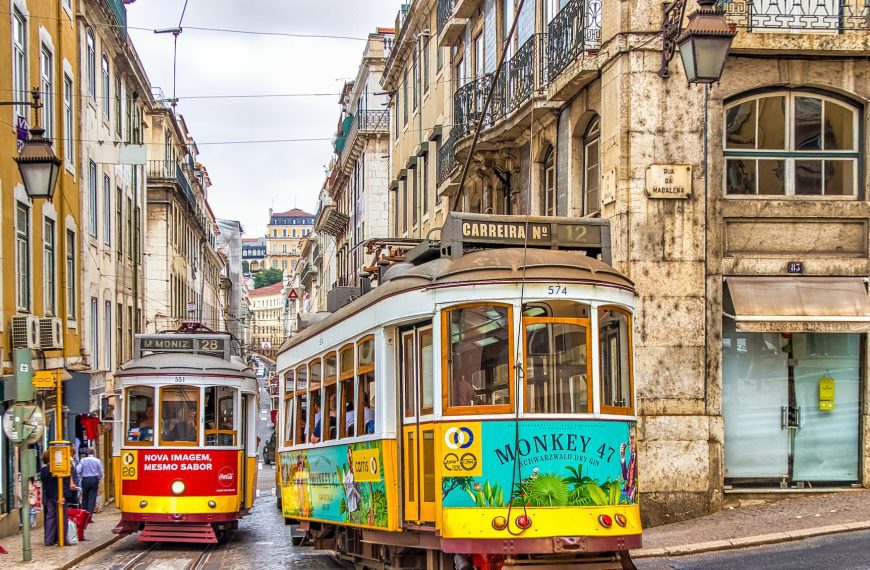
[547,285,568,296]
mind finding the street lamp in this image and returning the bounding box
[676,0,736,84]
[13,90,61,200]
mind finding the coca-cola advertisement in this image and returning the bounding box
[122,449,240,495]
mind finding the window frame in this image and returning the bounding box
[63,73,74,165]
[723,90,861,199]
[43,217,56,316]
[158,385,201,447]
[16,202,31,312]
[86,28,96,97]
[103,174,111,245]
[339,343,356,439]
[12,9,28,120]
[584,117,601,215]
[66,230,76,320]
[124,386,156,447]
[597,305,635,416]
[40,44,54,139]
[543,146,556,216]
[441,302,516,416]
[356,335,376,433]
[101,52,110,120]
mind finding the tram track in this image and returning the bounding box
[116,539,220,570]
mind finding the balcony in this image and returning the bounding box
[437,127,459,188]
[437,0,469,47]
[146,160,196,210]
[547,0,602,82]
[105,0,127,36]
[339,110,390,171]
[723,0,870,33]
[453,74,497,139]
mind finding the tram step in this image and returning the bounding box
[138,523,218,544]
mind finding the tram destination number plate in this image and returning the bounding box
[139,337,226,353]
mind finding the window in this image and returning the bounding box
[127,197,133,260]
[357,337,375,434]
[12,10,27,119]
[283,229,287,237]
[323,352,338,442]
[116,188,123,255]
[308,359,323,443]
[114,74,122,135]
[474,34,484,79]
[412,55,419,110]
[127,305,134,359]
[86,29,96,97]
[16,203,30,311]
[584,117,601,214]
[40,46,53,138]
[419,328,434,414]
[44,218,56,316]
[105,300,112,369]
[282,260,287,270]
[339,345,355,438]
[282,244,287,253]
[101,53,109,120]
[63,75,74,163]
[125,386,155,444]
[205,386,237,446]
[402,180,408,233]
[543,146,556,216]
[423,37,430,93]
[421,157,429,215]
[724,92,859,196]
[294,365,308,444]
[523,304,591,414]
[272,244,277,253]
[90,297,99,368]
[103,174,111,245]
[403,69,409,125]
[89,161,98,236]
[445,305,512,413]
[66,230,76,320]
[598,307,633,413]
[116,303,123,366]
[283,371,295,445]
[160,386,199,445]
[411,166,418,227]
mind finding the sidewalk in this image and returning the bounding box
[0,505,122,570]
[636,489,870,558]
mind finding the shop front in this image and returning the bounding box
[722,277,869,486]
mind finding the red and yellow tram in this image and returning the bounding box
[112,326,259,543]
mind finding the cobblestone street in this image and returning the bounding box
[72,464,342,570]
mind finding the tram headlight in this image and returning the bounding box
[614,513,627,527]
[515,514,532,529]
[208,500,217,509]
[139,500,148,508]
[598,514,613,528]
[491,516,507,530]
[171,479,186,495]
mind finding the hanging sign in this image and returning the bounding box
[819,376,835,411]
[33,370,58,389]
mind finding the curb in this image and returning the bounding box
[55,533,125,570]
[634,519,870,559]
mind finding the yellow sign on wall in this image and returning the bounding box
[33,370,57,389]
[352,448,381,483]
[819,376,835,411]
[441,423,482,477]
[121,450,139,480]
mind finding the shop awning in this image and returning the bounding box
[725,277,870,333]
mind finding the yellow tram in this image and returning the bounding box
[112,325,259,543]
[276,214,641,569]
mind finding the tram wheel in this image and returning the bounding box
[618,550,636,570]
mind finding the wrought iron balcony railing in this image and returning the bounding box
[547,0,602,81]
[721,0,870,32]
[339,109,390,167]
[496,34,546,118]
[453,74,497,138]
[437,0,456,34]
[105,0,127,35]
[437,127,459,186]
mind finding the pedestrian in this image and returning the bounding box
[39,451,73,546]
[77,448,104,516]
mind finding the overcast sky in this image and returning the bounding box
[127,0,398,237]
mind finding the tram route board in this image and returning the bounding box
[134,334,231,360]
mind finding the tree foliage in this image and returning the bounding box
[253,268,283,289]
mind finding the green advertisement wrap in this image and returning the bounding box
[441,420,638,508]
[279,440,389,528]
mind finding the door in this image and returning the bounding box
[401,324,436,524]
[724,331,861,483]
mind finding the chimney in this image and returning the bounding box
[268,208,273,219]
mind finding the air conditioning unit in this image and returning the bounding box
[39,317,64,350]
[11,316,40,350]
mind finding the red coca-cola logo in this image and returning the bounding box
[218,466,235,487]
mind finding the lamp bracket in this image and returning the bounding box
[660,0,690,78]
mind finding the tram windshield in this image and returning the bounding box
[204,386,237,446]
[446,304,511,411]
[126,387,155,444]
[160,386,199,445]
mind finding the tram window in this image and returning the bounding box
[284,395,294,446]
[402,332,416,418]
[445,304,512,412]
[339,345,355,439]
[523,320,590,413]
[322,388,338,442]
[599,308,633,413]
[285,370,295,394]
[357,336,375,434]
[294,392,307,444]
[204,386,237,446]
[126,386,155,444]
[324,352,337,381]
[309,388,323,443]
[160,386,199,445]
[419,328,434,414]
[523,301,590,319]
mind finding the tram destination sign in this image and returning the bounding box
[134,334,231,360]
[440,213,611,263]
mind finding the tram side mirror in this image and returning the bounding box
[100,394,116,422]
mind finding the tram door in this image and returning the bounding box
[401,324,436,524]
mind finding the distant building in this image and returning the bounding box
[242,236,266,274]
[248,280,288,359]
[264,208,314,275]
[216,219,244,351]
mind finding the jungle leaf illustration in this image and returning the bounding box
[583,483,608,506]
[442,477,475,500]
[527,473,570,507]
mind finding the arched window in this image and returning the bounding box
[724,91,859,197]
[584,116,601,215]
[543,146,556,216]
[86,29,96,97]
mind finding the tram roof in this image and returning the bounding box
[278,247,633,355]
[116,353,256,378]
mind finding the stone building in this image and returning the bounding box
[242,236,266,274]
[143,104,223,333]
[264,208,314,275]
[216,218,244,351]
[248,280,289,359]
[387,0,870,524]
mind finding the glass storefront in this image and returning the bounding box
[723,323,861,484]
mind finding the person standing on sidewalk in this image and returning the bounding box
[77,448,103,516]
[39,451,74,546]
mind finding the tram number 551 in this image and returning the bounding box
[547,285,568,296]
